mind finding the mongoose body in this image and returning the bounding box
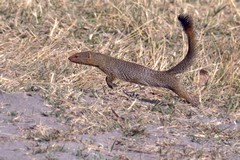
[69,14,199,106]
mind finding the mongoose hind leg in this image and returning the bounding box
[168,81,199,107]
[106,75,117,89]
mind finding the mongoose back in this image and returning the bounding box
[69,14,199,106]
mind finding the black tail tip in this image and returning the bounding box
[178,14,193,29]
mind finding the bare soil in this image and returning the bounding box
[0,90,239,160]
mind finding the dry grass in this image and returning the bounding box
[0,0,239,159]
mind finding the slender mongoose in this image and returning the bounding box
[69,14,199,106]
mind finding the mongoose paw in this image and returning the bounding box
[107,83,117,89]
[191,97,200,107]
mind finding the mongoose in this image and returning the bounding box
[69,14,199,106]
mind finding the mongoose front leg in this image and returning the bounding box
[106,75,117,89]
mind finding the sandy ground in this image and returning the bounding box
[0,90,239,160]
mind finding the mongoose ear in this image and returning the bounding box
[86,52,93,64]
[87,52,92,59]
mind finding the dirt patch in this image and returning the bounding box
[0,91,239,159]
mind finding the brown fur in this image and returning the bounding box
[68,14,199,106]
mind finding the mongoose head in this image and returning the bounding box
[68,51,93,65]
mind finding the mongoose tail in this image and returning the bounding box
[167,14,196,75]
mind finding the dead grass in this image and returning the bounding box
[0,0,239,159]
